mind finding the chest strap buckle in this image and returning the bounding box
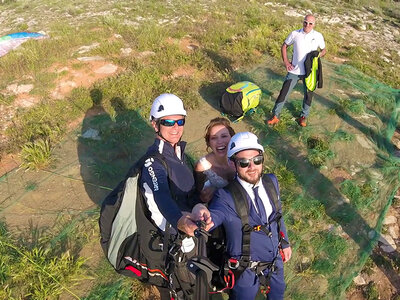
[227,258,240,269]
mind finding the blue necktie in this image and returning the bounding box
[253,186,267,224]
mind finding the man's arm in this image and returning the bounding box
[192,188,231,231]
[177,211,208,236]
[281,43,294,72]
[141,158,200,236]
[319,48,326,57]
[191,203,214,231]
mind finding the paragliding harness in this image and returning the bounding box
[99,152,196,299]
[220,81,261,123]
[209,174,289,296]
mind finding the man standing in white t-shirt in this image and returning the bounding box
[267,14,326,127]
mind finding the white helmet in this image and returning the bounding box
[227,132,264,158]
[149,93,187,120]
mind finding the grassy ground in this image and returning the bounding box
[0,0,399,299]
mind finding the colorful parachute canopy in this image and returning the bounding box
[0,32,48,57]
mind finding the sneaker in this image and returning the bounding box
[297,116,307,127]
[266,115,279,125]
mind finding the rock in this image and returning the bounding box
[77,56,105,62]
[6,83,34,94]
[355,134,374,151]
[94,64,118,74]
[380,244,396,253]
[121,48,132,56]
[81,128,100,140]
[137,51,156,58]
[388,226,399,239]
[342,196,351,204]
[353,274,366,286]
[383,215,397,225]
[186,44,199,51]
[368,170,383,181]
[378,234,396,248]
[301,256,311,264]
[77,43,100,54]
[284,10,303,17]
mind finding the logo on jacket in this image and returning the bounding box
[145,158,159,191]
[144,157,154,167]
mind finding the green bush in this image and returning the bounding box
[340,180,378,210]
[0,220,86,299]
[306,136,334,167]
[364,281,379,300]
[20,139,53,170]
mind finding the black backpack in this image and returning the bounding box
[99,152,175,288]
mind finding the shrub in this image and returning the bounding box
[20,139,53,170]
[306,136,334,167]
[0,220,86,299]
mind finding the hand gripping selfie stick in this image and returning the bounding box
[187,221,219,300]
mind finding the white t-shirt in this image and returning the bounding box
[285,28,325,75]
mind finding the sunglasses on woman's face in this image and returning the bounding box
[235,154,264,168]
[159,119,185,127]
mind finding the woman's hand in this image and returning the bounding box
[200,186,216,203]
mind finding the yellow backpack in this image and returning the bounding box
[220,81,261,122]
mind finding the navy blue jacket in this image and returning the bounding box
[209,174,289,267]
[140,138,197,230]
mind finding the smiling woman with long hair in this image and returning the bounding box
[194,117,236,203]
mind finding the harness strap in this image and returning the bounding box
[226,179,251,262]
[140,152,195,297]
[224,174,284,292]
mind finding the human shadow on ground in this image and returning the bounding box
[77,90,154,205]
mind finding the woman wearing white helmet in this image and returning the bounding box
[149,93,187,146]
[140,93,204,299]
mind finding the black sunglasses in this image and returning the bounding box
[159,119,185,127]
[235,155,264,168]
[303,21,314,25]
